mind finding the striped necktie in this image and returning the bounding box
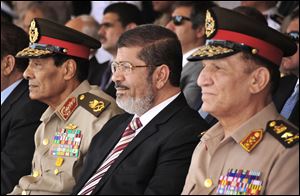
[78,117,142,195]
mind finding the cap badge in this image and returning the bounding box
[205,10,216,38]
[29,19,39,43]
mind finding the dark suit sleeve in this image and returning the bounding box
[144,124,201,195]
[1,101,46,195]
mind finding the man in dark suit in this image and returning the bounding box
[97,3,145,98]
[273,75,298,127]
[166,1,216,111]
[73,24,208,195]
[1,22,47,195]
[273,9,299,127]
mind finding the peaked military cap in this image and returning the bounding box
[16,18,101,59]
[188,7,297,66]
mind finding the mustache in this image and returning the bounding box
[99,35,106,40]
[114,82,129,89]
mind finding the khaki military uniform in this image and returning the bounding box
[10,81,123,195]
[182,103,299,195]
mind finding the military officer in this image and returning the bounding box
[9,18,123,195]
[182,7,299,195]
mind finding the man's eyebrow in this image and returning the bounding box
[99,22,113,28]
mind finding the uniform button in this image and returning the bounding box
[204,178,213,188]
[32,170,39,177]
[54,168,59,175]
[22,190,27,195]
[55,157,64,167]
[42,138,49,145]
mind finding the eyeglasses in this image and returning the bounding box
[286,31,299,43]
[111,61,153,74]
[171,15,191,26]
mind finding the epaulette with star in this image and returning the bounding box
[78,92,111,117]
[266,120,299,148]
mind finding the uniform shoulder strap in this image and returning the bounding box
[266,120,299,148]
[78,92,111,117]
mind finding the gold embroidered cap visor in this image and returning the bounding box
[187,7,297,66]
[16,18,101,59]
[16,43,60,58]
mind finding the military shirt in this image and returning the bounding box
[10,80,123,195]
[182,103,299,195]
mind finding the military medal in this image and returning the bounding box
[216,169,262,195]
[50,123,82,158]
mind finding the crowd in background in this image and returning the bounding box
[1,1,299,195]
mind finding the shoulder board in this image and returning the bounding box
[266,120,299,148]
[58,97,78,121]
[78,92,111,117]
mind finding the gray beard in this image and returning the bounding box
[116,87,154,116]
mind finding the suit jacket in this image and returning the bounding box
[88,57,116,98]
[1,79,47,195]
[87,57,109,86]
[180,61,203,110]
[273,75,299,127]
[72,94,208,195]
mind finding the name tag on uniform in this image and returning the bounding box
[50,123,82,157]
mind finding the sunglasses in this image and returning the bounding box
[286,31,299,43]
[171,15,191,26]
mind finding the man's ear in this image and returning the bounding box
[196,26,205,39]
[63,59,77,80]
[125,23,137,31]
[2,55,16,76]
[249,67,270,94]
[153,64,170,89]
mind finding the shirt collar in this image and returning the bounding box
[262,7,278,17]
[1,79,23,105]
[133,92,180,135]
[182,47,200,67]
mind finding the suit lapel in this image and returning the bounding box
[1,79,27,120]
[93,94,186,193]
[79,115,132,190]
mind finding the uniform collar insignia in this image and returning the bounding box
[240,129,264,153]
[58,97,78,121]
